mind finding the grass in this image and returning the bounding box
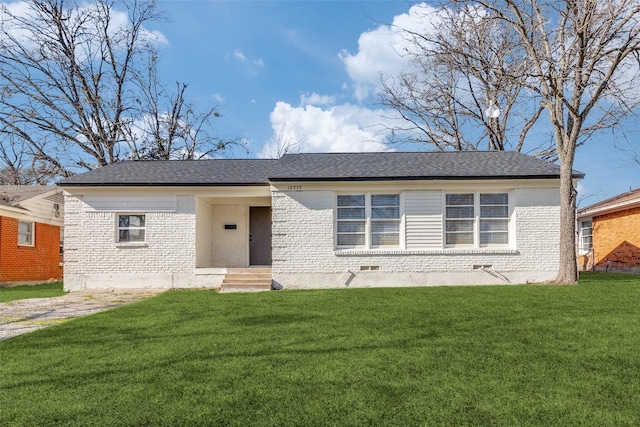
[1,273,640,426]
[0,281,65,303]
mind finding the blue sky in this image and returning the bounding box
[156,1,638,205]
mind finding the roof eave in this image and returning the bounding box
[0,204,29,214]
[59,182,272,187]
[268,174,569,182]
[578,198,640,218]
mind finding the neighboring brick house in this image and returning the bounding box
[59,152,583,291]
[0,185,64,285]
[577,188,640,273]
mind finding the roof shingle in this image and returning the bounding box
[274,151,577,181]
[59,159,279,186]
[59,151,583,187]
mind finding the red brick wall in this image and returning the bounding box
[0,216,63,282]
[593,206,640,271]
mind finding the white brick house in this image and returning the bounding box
[59,152,583,291]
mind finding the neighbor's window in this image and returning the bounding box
[336,194,400,248]
[580,220,593,252]
[117,214,145,242]
[18,221,34,246]
[446,193,510,247]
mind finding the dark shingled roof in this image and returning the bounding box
[59,159,279,186]
[274,151,581,181]
[59,152,583,187]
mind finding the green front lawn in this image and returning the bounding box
[1,273,639,426]
[0,281,65,303]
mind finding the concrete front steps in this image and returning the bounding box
[220,268,272,292]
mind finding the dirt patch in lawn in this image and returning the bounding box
[0,289,165,341]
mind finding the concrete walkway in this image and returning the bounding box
[0,289,165,341]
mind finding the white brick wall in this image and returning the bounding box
[272,190,335,270]
[64,183,562,290]
[272,186,561,288]
[64,194,198,290]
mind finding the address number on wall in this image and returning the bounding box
[287,185,303,190]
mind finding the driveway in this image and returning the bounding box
[0,289,165,341]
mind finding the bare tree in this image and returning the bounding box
[386,1,640,283]
[0,0,238,179]
[0,124,59,184]
[0,0,162,176]
[124,58,244,160]
[261,124,305,159]
[466,0,640,283]
[380,5,546,154]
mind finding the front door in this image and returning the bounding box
[249,207,272,265]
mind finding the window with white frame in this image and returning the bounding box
[445,194,475,245]
[337,195,366,247]
[479,193,509,245]
[117,214,146,242]
[18,221,34,246]
[580,220,593,252]
[446,193,510,247]
[371,194,400,246]
[337,194,400,248]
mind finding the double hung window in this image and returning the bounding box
[479,193,509,245]
[337,195,366,247]
[117,214,146,242]
[445,194,474,245]
[18,221,34,246]
[337,194,400,248]
[371,194,400,246]
[445,193,509,247]
[580,220,593,252]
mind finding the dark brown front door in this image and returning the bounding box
[249,207,272,265]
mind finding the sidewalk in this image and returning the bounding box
[0,289,165,341]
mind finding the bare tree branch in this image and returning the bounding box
[379,4,542,153]
[0,0,240,179]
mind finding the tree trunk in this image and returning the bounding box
[555,158,578,284]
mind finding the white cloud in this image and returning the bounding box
[212,93,225,103]
[264,3,442,156]
[233,50,247,61]
[0,1,32,43]
[0,1,167,50]
[260,101,392,158]
[300,92,336,107]
[229,49,264,75]
[339,3,441,101]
